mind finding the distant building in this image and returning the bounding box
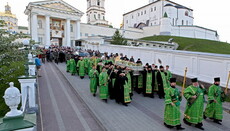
[24,0,219,47]
[0,3,29,34]
[123,0,219,41]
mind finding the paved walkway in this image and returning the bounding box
[55,63,230,131]
[38,62,104,131]
[38,62,230,131]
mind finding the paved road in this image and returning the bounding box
[38,62,230,131]
[38,62,104,131]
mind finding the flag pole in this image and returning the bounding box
[182,67,188,95]
[225,71,230,94]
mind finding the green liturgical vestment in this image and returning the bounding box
[146,72,152,94]
[126,72,132,93]
[77,60,85,77]
[160,71,168,90]
[138,74,143,88]
[124,81,131,103]
[204,84,225,120]
[69,59,76,74]
[164,87,182,126]
[166,70,172,87]
[66,60,70,72]
[89,69,99,94]
[184,85,206,124]
[99,71,108,99]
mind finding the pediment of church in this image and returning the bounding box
[41,3,74,12]
[28,0,84,15]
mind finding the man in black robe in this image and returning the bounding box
[157,65,167,99]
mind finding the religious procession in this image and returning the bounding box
[39,46,229,131]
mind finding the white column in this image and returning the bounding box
[31,13,38,42]
[75,20,80,40]
[66,19,71,47]
[45,15,50,46]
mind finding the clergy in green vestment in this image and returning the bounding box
[125,67,132,95]
[69,57,76,75]
[84,57,89,75]
[88,59,93,75]
[99,67,109,103]
[143,66,154,98]
[164,78,184,130]
[183,78,206,130]
[204,77,226,125]
[77,57,86,79]
[89,66,99,97]
[166,65,172,87]
[66,59,70,72]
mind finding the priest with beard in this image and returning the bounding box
[116,71,131,106]
[143,65,154,98]
[157,66,168,99]
[107,64,117,99]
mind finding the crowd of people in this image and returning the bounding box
[38,46,228,130]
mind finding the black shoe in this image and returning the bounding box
[93,94,96,97]
[122,103,128,106]
[150,95,154,98]
[164,123,173,129]
[203,114,207,119]
[213,119,222,125]
[195,125,204,130]
[104,99,107,103]
[176,125,185,130]
[183,118,191,126]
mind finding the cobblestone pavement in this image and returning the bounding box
[38,62,104,131]
[38,62,230,131]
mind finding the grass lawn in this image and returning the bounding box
[141,35,230,54]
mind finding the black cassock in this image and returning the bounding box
[114,70,130,104]
[107,69,116,99]
[156,71,167,98]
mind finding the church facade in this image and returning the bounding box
[24,0,219,47]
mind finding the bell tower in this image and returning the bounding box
[5,2,12,14]
[86,0,108,26]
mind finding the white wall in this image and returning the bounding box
[90,44,230,87]
[171,26,218,41]
[80,23,144,39]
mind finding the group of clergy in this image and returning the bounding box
[65,54,227,130]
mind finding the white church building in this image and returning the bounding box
[24,0,219,47]
[123,0,219,41]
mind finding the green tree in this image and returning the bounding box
[111,29,127,45]
[0,20,26,117]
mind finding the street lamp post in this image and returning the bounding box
[23,39,30,76]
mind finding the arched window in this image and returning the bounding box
[98,14,100,19]
[103,16,105,20]
[185,11,188,16]
[182,20,184,25]
[38,20,42,29]
[70,24,73,32]
[97,0,100,6]
[172,18,174,26]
